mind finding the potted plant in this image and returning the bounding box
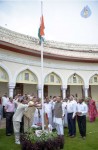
[20,128,64,150]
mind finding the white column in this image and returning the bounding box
[83,85,89,98]
[61,85,67,99]
[37,85,42,98]
[8,83,15,98]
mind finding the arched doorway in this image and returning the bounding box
[67,73,84,98]
[44,72,62,97]
[14,69,38,96]
[0,67,9,96]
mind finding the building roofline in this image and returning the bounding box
[0,26,98,62]
[1,40,98,63]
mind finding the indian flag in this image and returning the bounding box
[38,15,45,44]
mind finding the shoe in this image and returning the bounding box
[70,135,75,138]
[82,136,86,140]
[15,141,20,144]
[6,133,11,136]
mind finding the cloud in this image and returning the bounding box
[0,0,98,44]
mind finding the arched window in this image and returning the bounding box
[16,69,38,84]
[0,67,9,82]
[68,73,84,85]
[89,74,98,85]
[45,72,62,85]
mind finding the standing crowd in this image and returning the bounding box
[0,93,98,145]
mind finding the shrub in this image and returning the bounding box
[20,128,64,150]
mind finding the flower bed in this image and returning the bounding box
[20,128,64,150]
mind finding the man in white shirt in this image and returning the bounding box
[2,93,9,118]
[5,97,15,136]
[67,95,77,137]
[77,98,88,139]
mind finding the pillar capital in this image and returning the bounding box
[61,85,67,99]
[8,82,16,89]
[61,85,67,90]
[8,82,16,98]
[83,84,89,90]
[37,84,42,98]
[83,85,89,98]
[37,84,42,90]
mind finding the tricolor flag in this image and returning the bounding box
[38,15,45,44]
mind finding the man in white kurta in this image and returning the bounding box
[44,97,53,127]
[33,108,42,125]
[13,98,34,144]
[53,96,65,135]
[62,98,69,127]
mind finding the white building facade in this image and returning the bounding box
[0,26,98,102]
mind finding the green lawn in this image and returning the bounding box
[0,118,98,150]
[64,118,98,150]
[0,129,21,150]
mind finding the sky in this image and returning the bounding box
[0,0,98,44]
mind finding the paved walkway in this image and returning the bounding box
[0,118,6,129]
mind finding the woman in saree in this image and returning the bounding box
[86,97,97,122]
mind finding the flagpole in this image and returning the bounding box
[41,1,44,131]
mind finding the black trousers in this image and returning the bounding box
[3,106,6,118]
[6,112,14,135]
[20,116,24,133]
[77,115,86,137]
[67,113,76,136]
